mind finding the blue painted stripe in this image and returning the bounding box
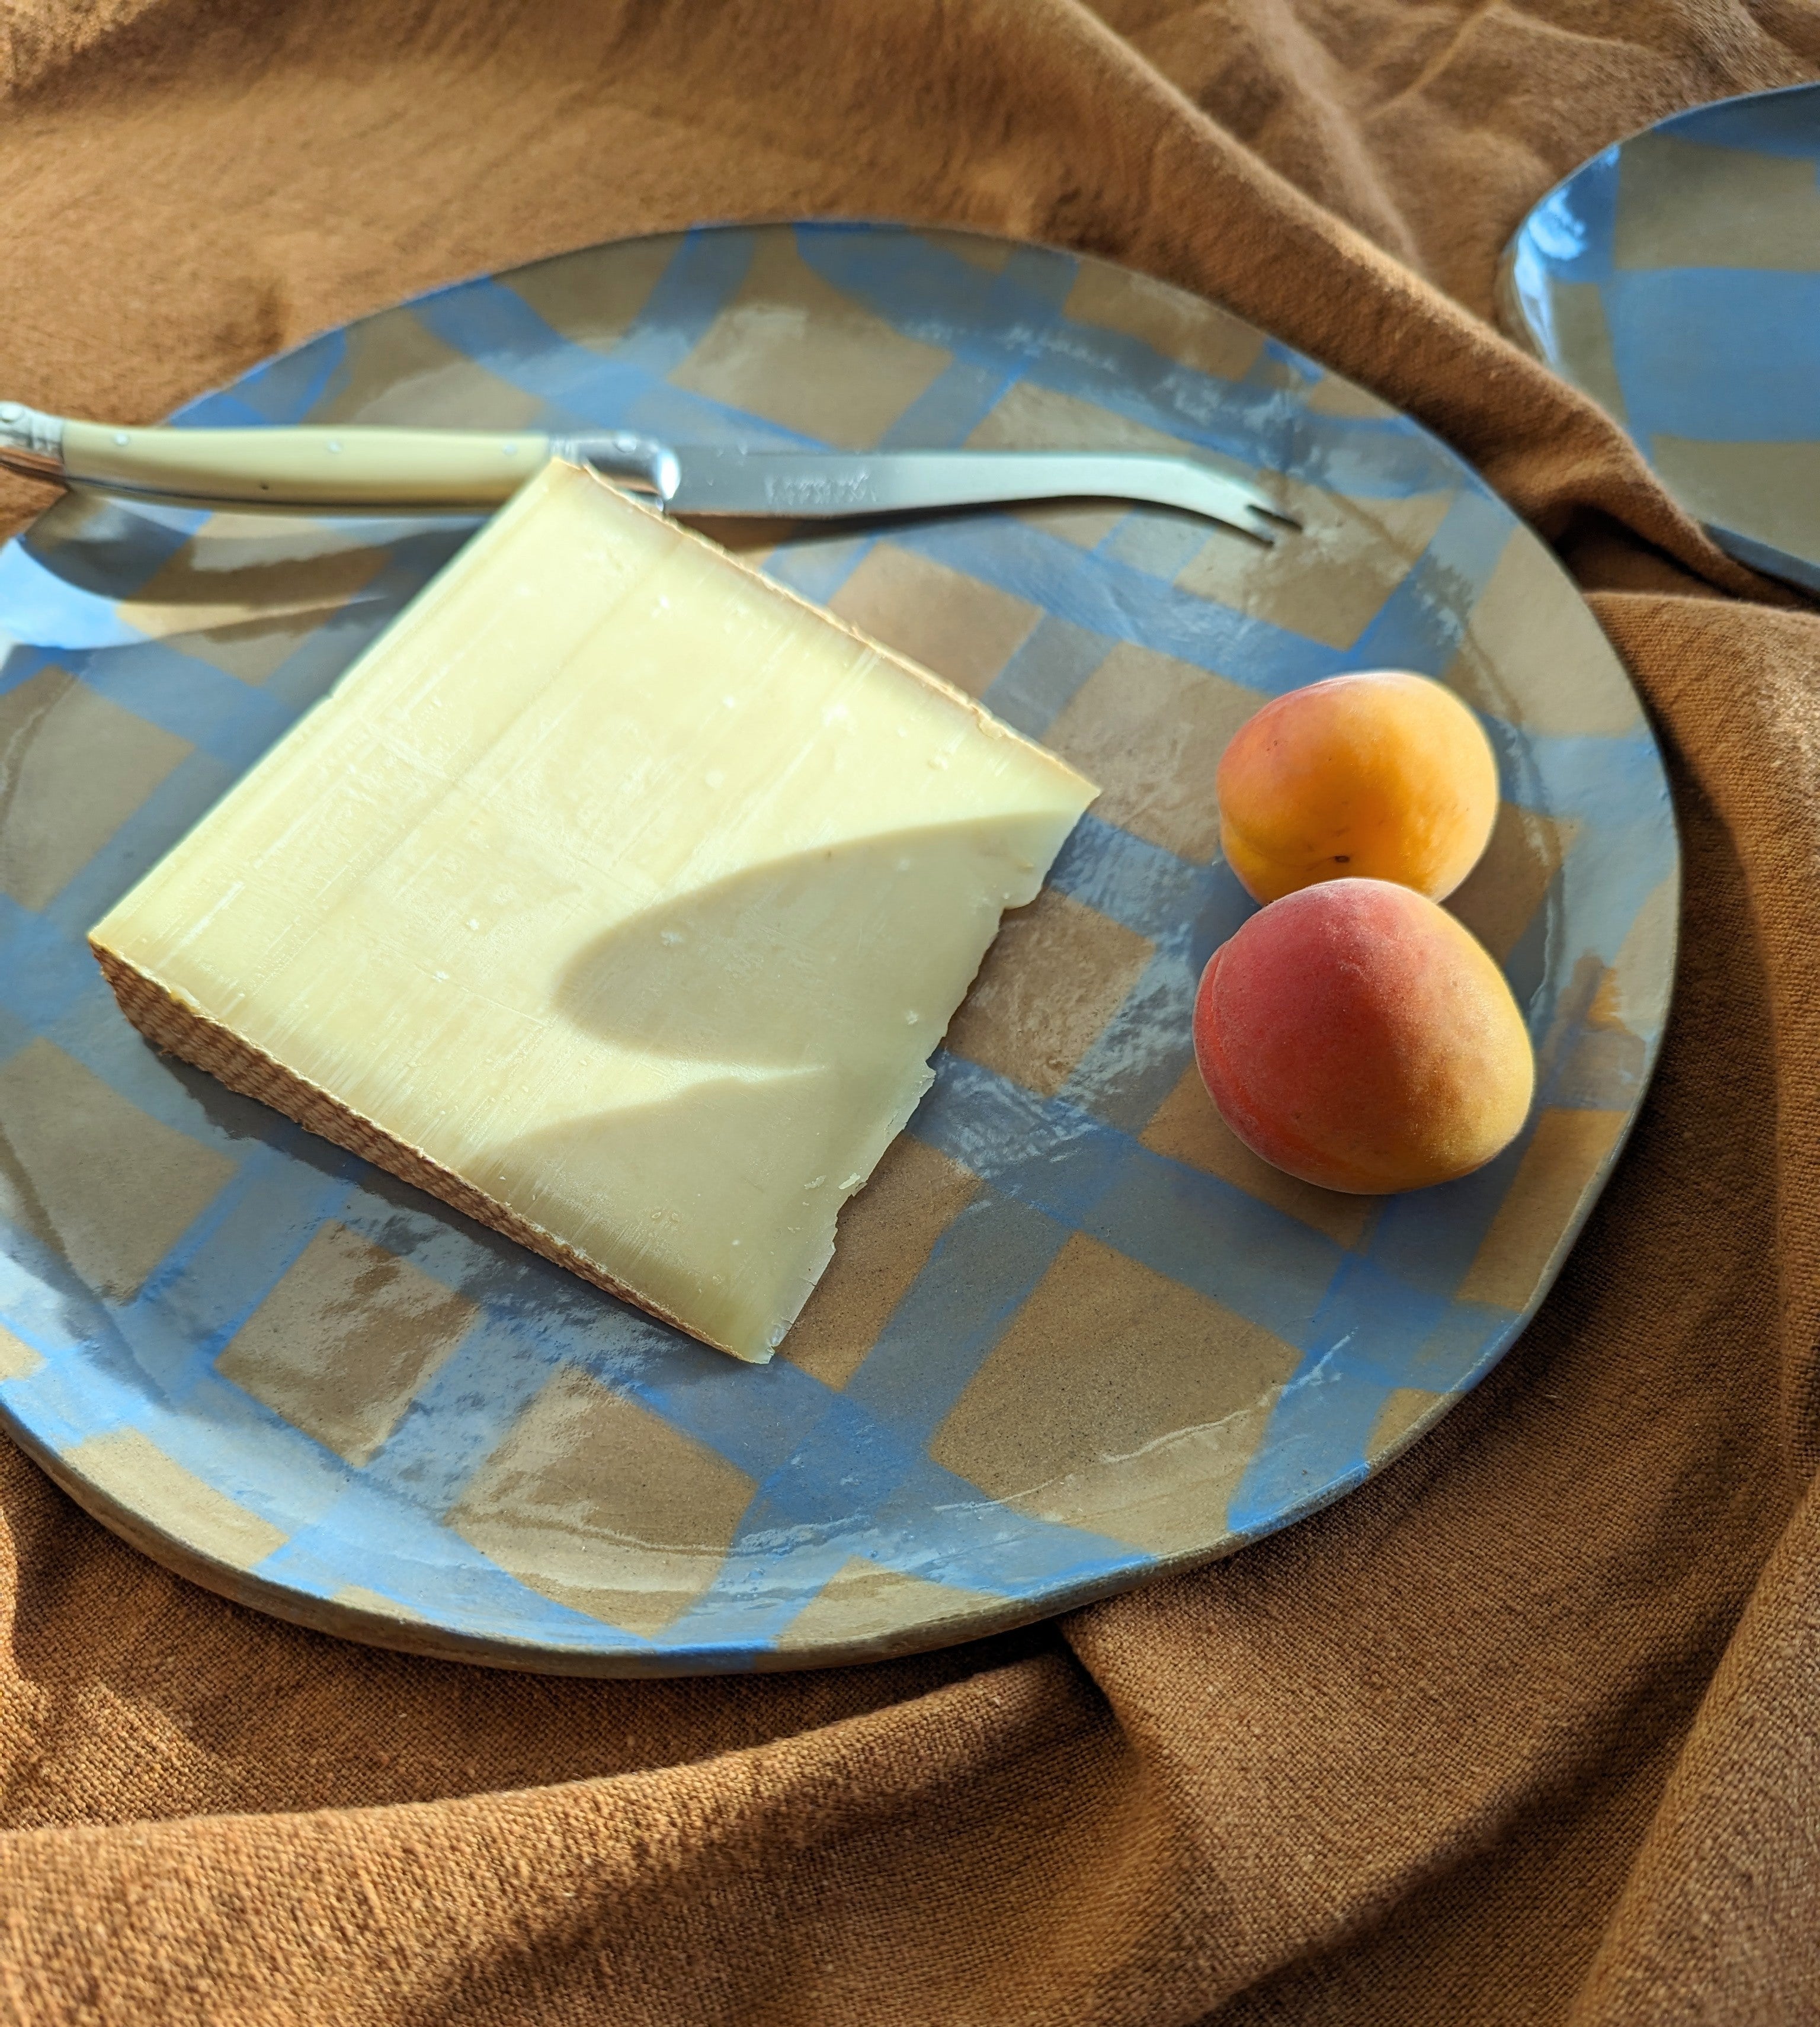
[1363,1136,1536,1300]
[1346,485,1515,673]
[72,637,300,767]
[1055,944,1203,1138]
[1218,1026,1620,1536]
[0,904,108,1030]
[34,987,270,1163]
[1607,269,1820,438]
[876,357,1027,451]
[256,1503,649,1650]
[1522,727,1676,963]
[912,1052,1347,1346]
[117,1146,360,1396]
[1223,1262,1513,1538]
[751,527,882,609]
[360,1302,582,1515]
[0,541,162,650]
[891,482,1512,689]
[408,230,758,434]
[1047,814,1237,944]
[1098,506,1215,580]
[0,1235,119,1374]
[979,614,1114,739]
[1521,149,1620,286]
[0,641,66,700]
[178,329,349,428]
[895,512,1341,684]
[0,1000,34,1067]
[842,1189,1069,1446]
[873,239,1082,451]
[616,1337,844,1486]
[665,1440,1149,1649]
[793,225,1076,367]
[1659,85,1820,161]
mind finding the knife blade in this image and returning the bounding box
[651,445,1288,540]
[0,403,1293,542]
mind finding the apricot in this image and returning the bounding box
[1193,878,1534,1194]
[1216,671,1499,904]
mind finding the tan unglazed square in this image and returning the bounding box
[1600,873,1678,1040]
[930,1234,1301,1551]
[332,1584,427,1622]
[310,308,545,429]
[1175,488,1453,653]
[451,1367,755,1638]
[63,1426,286,1571]
[781,1136,979,1389]
[828,544,1040,700]
[0,1040,234,1301]
[501,237,678,355]
[969,381,1196,459]
[1616,132,1820,270]
[1444,530,1644,738]
[216,1222,476,1466]
[122,529,390,684]
[0,1323,43,1381]
[917,230,1013,274]
[1457,1108,1627,1313]
[1366,1386,1447,1462]
[1303,373,1395,420]
[670,233,950,447]
[1650,438,1820,567]
[775,1555,1007,1654]
[1062,262,1266,383]
[1446,804,1579,963]
[1548,281,1629,425]
[944,889,1152,1098]
[967,383,1207,548]
[1040,643,1264,861]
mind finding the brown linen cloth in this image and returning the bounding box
[2,2,1818,2019]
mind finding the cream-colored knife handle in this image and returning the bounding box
[0,397,554,506]
[52,414,551,508]
[0,400,690,509]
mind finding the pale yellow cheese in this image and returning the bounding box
[91,461,1097,1361]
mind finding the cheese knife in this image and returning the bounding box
[0,402,1293,541]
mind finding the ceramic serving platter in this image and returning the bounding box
[1501,80,1820,594]
[0,224,1677,1674]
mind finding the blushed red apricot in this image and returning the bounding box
[1193,878,1534,1194]
[1216,671,1499,904]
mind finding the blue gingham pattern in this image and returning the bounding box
[0,224,1677,1672]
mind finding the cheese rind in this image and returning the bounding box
[91,461,1096,1361]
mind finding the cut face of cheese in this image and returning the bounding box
[91,461,1097,1361]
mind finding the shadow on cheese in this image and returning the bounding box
[487,814,1069,1358]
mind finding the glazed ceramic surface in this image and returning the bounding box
[0,224,1676,1673]
[1501,81,1820,594]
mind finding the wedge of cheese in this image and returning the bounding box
[91,460,1096,1361]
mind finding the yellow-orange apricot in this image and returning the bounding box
[1216,671,1499,904]
[1193,878,1534,1194]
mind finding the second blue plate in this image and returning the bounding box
[1502,80,1820,592]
